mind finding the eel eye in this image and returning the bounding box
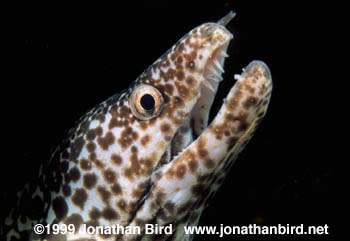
[129,84,164,120]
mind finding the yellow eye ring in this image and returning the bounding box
[129,84,164,120]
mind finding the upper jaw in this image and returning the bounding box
[149,22,234,173]
[190,29,232,138]
[157,33,232,167]
[166,35,232,163]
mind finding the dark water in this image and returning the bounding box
[4,2,335,241]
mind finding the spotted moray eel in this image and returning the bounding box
[2,11,272,241]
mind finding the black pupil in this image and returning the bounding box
[140,94,155,111]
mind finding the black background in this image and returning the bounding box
[3,1,336,241]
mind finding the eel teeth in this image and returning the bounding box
[213,59,225,73]
[207,73,223,82]
[221,51,229,58]
[202,79,215,92]
[207,64,219,76]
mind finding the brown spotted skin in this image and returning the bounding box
[3,12,272,241]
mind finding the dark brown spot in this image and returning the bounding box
[163,84,174,94]
[131,145,138,153]
[83,173,98,189]
[174,96,184,107]
[80,119,91,134]
[68,167,81,183]
[52,196,68,220]
[72,188,87,210]
[176,70,185,80]
[84,220,99,229]
[257,111,265,118]
[80,159,92,171]
[118,127,138,149]
[101,207,119,221]
[128,152,142,178]
[97,186,111,205]
[59,161,69,173]
[62,184,71,197]
[123,168,132,180]
[140,135,151,147]
[134,218,145,227]
[191,184,205,196]
[144,159,153,169]
[160,123,171,133]
[129,201,137,211]
[116,199,127,212]
[131,188,143,199]
[108,117,118,129]
[186,76,194,85]
[176,84,189,98]
[156,209,169,222]
[95,113,105,123]
[103,168,117,184]
[246,85,256,94]
[203,159,215,169]
[164,201,175,214]
[150,201,158,212]
[225,114,234,121]
[86,142,96,153]
[197,173,211,183]
[111,183,122,195]
[198,149,208,158]
[167,68,175,80]
[178,201,194,214]
[99,233,112,240]
[243,96,258,109]
[139,121,148,130]
[70,137,85,162]
[94,159,105,169]
[86,129,97,141]
[232,112,249,132]
[64,174,71,183]
[95,126,103,136]
[89,152,96,161]
[238,120,249,132]
[227,98,239,110]
[176,164,187,179]
[188,159,198,173]
[177,43,185,53]
[155,191,166,204]
[65,213,83,233]
[111,154,122,166]
[97,131,115,151]
[89,207,101,220]
[227,137,239,151]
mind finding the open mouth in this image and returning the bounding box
[192,41,231,137]
[153,13,237,169]
[160,39,232,167]
[202,42,229,91]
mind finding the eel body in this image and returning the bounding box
[3,11,272,241]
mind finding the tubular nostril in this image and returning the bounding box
[217,11,236,26]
